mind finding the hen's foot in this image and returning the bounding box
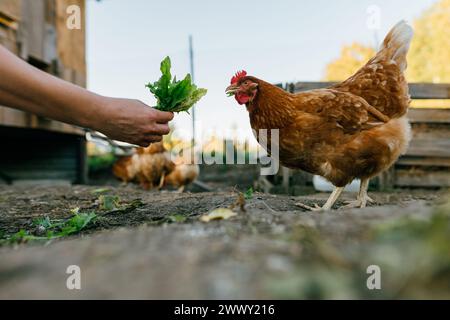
[343,194,375,209]
[295,202,322,211]
[295,186,345,211]
[342,200,365,209]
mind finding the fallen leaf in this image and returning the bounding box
[98,195,121,211]
[200,208,237,222]
[167,214,187,223]
[91,188,110,194]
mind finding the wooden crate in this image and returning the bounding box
[0,0,86,135]
[0,0,20,54]
[0,0,88,184]
[394,108,450,188]
[0,125,87,184]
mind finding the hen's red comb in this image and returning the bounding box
[231,70,247,84]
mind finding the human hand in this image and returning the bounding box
[93,97,174,146]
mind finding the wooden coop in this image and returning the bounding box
[272,82,450,191]
[0,0,87,184]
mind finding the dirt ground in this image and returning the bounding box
[0,184,449,299]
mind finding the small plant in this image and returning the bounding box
[167,214,188,223]
[1,211,98,245]
[57,212,97,237]
[244,187,254,200]
[96,195,144,215]
[91,188,111,195]
[98,195,121,211]
[6,230,48,244]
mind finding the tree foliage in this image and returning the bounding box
[324,0,450,84]
[407,0,450,83]
[324,43,375,81]
[323,0,450,108]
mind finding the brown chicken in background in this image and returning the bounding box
[113,142,175,190]
[226,21,414,210]
[164,157,200,192]
[112,153,140,184]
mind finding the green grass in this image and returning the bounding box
[88,153,116,172]
[147,213,189,225]
[244,187,254,200]
[0,194,146,246]
[1,211,97,245]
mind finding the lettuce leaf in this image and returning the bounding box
[146,56,207,113]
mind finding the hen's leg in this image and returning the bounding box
[322,187,344,210]
[296,187,344,211]
[358,179,370,208]
[158,173,166,189]
[343,178,374,208]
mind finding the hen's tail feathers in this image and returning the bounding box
[376,20,414,72]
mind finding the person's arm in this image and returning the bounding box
[0,45,173,146]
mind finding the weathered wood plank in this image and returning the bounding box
[409,83,450,100]
[406,138,450,157]
[292,82,450,100]
[0,0,86,135]
[395,170,450,187]
[1,108,27,127]
[0,12,18,30]
[0,24,18,53]
[22,0,46,62]
[0,0,22,21]
[411,124,450,140]
[408,108,450,124]
[56,0,86,82]
[396,157,450,167]
[0,106,85,135]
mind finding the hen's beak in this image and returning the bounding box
[225,84,239,97]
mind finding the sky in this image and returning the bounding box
[86,0,438,142]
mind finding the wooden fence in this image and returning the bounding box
[280,82,450,190]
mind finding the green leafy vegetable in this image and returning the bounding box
[146,56,207,113]
[0,212,98,245]
[32,212,97,238]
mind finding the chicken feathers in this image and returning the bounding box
[228,21,414,209]
[113,142,175,190]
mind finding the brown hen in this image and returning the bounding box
[164,156,200,192]
[226,21,413,210]
[113,142,175,190]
